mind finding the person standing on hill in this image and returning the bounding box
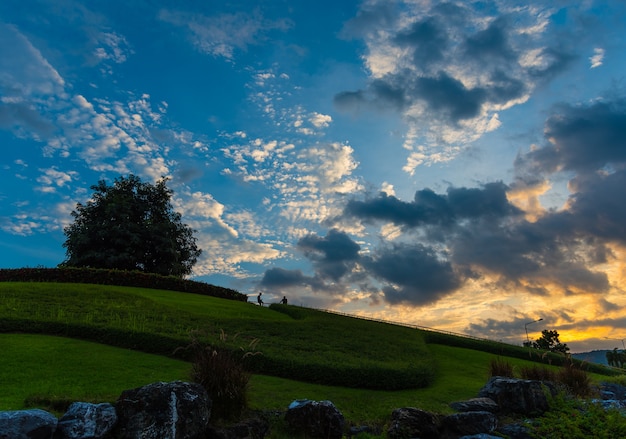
[280,296,288,304]
[257,292,264,306]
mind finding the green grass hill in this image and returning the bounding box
[0,272,622,432]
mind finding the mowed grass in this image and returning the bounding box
[0,282,434,389]
[0,334,190,411]
[1,334,501,423]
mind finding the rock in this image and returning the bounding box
[386,407,441,439]
[284,399,345,439]
[113,381,211,439]
[450,397,499,413]
[478,377,557,416]
[600,382,626,400]
[0,408,57,439]
[440,411,498,438]
[56,402,117,439]
[496,422,535,439]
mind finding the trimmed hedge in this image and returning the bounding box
[0,268,247,302]
[422,330,619,376]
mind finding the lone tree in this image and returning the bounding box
[62,174,201,277]
[532,329,570,354]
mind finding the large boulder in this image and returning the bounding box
[440,411,498,438]
[284,399,344,439]
[56,402,117,439]
[0,408,57,439]
[387,407,441,439]
[450,397,499,413]
[478,377,557,416]
[113,381,211,439]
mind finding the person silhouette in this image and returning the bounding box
[280,296,288,304]
[257,292,264,306]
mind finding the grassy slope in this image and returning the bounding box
[0,282,434,388]
[0,281,620,426]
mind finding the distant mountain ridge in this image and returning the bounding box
[572,350,610,366]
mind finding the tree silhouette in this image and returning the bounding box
[62,174,201,277]
[531,329,570,354]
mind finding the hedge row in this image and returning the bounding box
[0,267,247,302]
[422,330,619,376]
[0,318,435,390]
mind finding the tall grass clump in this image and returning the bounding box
[519,365,557,382]
[488,357,514,378]
[557,358,594,398]
[179,330,261,421]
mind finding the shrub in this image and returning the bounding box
[489,357,514,378]
[180,330,260,421]
[531,394,626,438]
[557,359,594,398]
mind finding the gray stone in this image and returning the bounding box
[0,408,57,439]
[441,411,498,437]
[57,402,117,439]
[478,377,557,416]
[386,407,441,439]
[114,381,211,439]
[285,399,345,439]
[450,397,498,413]
[496,422,534,439]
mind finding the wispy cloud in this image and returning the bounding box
[589,47,605,68]
[158,8,292,60]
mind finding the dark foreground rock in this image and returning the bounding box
[284,399,345,439]
[478,376,557,416]
[113,381,211,439]
[2,379,626,439]
[57,402,117,439]
[0,408,57,439]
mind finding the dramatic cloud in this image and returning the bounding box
[297,229,360,281]
[345,182,520,228]
[363,243,463,306]
[514,99,626,179]
[335,1,575,168]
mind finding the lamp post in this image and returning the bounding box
[525,318,543,345]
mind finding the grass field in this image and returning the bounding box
[1,280,622,435]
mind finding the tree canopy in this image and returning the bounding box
[62,174,201,277]
[531,329,570,354]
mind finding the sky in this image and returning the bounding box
[1,0,626,353]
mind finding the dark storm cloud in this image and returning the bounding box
[526,47,576,83]
[297,229,360,281]
[345,182,519,228]
[393,17,448,64]
[462,17,515,62]
[259,267,320,289]
[334,77,408,113]
[564,170,626,243]
[515,99,626,178]
[414,72,487,122]
[362,243,462,306]
[450,212,611,294]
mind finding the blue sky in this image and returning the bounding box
[2,0,626,352]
